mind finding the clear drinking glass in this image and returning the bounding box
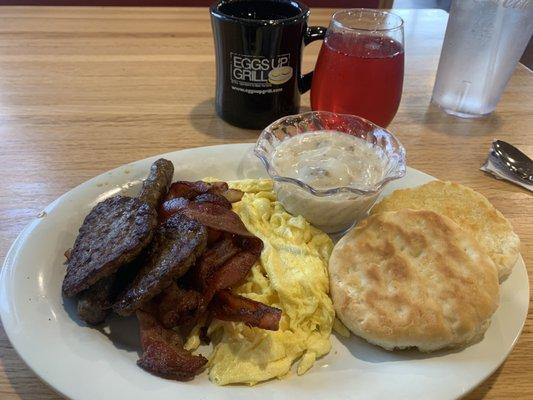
[310,9,405,127]
[432,0,533,118]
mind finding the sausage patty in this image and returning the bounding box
[62,195,158,297]
[113,214,207,316]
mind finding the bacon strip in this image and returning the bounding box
[211,290,281,331]
[136,310,207,381]
[165,180,242,201]
[194,236,242,289]
[159,194,231,223]
[137,180,269,379]
[206,228,222,246]
[165,180,228,201]
[154,282,202,329]
[165,181,206,201]
[160,180,244,225]
[159,197,189,221]
[203,237,263,302]
[193,192,231,209]
[180,202,254,237]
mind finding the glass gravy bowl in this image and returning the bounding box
[254,111,406,234]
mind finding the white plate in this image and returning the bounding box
[0,144,528,400]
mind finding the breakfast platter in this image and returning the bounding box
[0,143,528,400]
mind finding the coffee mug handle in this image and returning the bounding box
[299,26,327,93]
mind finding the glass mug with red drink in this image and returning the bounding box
[311,9,404,127]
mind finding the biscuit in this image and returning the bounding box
[329,209,499,352]
[370,180,520,281]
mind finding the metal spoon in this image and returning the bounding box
[491,140,533,183]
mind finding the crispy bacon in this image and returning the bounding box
[159,197,189,221]
[165,181,205,201]
[160,180,244,223]
[180,202,254,237]
[165,180,242,200]
[211,289,281,331]
[193,192,232,209]
[136,310,207,381]
[194,236,242,289]
[165,180,229,201]
[204,182,245,204]
[206,228,222,245]
[203,237,263,302]
[154,283,202,329]
[134,180,266,379]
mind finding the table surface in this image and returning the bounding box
[0,6,531,400]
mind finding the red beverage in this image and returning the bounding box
[311,33,404,127]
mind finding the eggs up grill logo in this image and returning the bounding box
[230,53,293,95]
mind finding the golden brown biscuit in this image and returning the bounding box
[370,180,520,281]
[329,209,499,352]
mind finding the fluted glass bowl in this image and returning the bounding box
[254,111,406,233]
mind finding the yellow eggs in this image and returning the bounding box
[200,179,334,386]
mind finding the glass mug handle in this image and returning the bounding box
[300,26,327,93]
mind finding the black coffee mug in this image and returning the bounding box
[210,0,326,129]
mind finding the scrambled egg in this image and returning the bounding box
[194,179,334,386]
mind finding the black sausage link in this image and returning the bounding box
[77,275,115,325]
[139,158,175,209]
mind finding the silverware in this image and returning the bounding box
[490,140,533,183]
